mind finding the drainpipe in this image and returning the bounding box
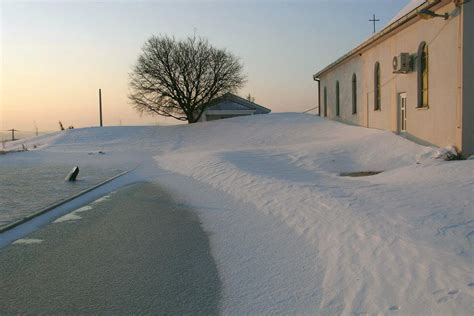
[313,75,321,116]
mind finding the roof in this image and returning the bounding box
[205,93,271,114]
[388,0,426,25]
[313,0,437,79]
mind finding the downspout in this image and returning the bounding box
[457,3,463,130]
[313,75,321,116]
[366,92,370,128]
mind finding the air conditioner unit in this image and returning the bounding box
[392,53,411,73]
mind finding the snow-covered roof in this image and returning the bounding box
[206,93,271,114]
[387,0,426,25]
[314,0,430,79]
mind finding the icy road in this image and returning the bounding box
[0,182,220,314]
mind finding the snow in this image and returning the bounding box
[433,145,460,160]
[1,113,473,314]
[53,205,92,223]
[92,195,111,204]
[388,0,426,26]
[53,212,82,223]
[53,197,112,223]
[12,238,43,245]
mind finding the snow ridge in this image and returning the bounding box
[7,113,473,314]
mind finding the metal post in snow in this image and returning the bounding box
[99,89,103,127]
[7,129,17,141]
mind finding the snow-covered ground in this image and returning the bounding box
[1,113,473,314]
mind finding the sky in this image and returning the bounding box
[0,0,411,132]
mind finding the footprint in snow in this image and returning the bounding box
[436,289,460,303]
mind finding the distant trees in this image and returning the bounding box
[129,35,246,123]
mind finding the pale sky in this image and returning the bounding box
[1,0,410,132]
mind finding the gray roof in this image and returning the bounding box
[205,93,271,114]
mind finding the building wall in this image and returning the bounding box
[320,59,365,126]
[206,114,251,121]
[462,2,474,156]
[319,2,466,152]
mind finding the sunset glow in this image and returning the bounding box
[1,0,407,132]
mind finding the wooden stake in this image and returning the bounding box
[99,89,103,127]
[7,128,18,141]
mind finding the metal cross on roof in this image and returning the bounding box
[369,14,380,34]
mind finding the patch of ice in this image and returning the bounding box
[92,195,110,204]
[53,213,82,223]
[74,205,93,213]
[53,205,94,223]
[13,238,43,245]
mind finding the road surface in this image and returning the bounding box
[0,182,220,314]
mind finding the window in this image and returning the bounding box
[374,62,381,110]
[417,42,429,107]
[352,73,357,114]
[323,87,328,117]
[336,81,340,116]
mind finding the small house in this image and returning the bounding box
[198,93,271,122]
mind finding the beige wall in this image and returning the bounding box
[320,59,365,126]
[319,2,468,153]
[462,2,474,156]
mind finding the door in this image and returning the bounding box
[399,93,407,133]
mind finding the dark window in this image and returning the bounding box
[352,73,357,114]
[374,62,381,110]
[417,42,429,107]
[336,81,340,116]
[323,87,328,117]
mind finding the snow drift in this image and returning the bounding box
[2,113,473,315]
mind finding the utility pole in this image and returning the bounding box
[99,89,103,127]
[369,14,380,34]
[8,129,18,141]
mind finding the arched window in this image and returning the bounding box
[374,62,381,110]
[352,73,357,114]
[323,87,328,117]
[417,42,428,107]
[336,81,340,116]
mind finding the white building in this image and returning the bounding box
[313,0,473,156]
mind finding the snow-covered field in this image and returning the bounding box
[1,113,473,314]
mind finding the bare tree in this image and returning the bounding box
[129,35,246,123]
